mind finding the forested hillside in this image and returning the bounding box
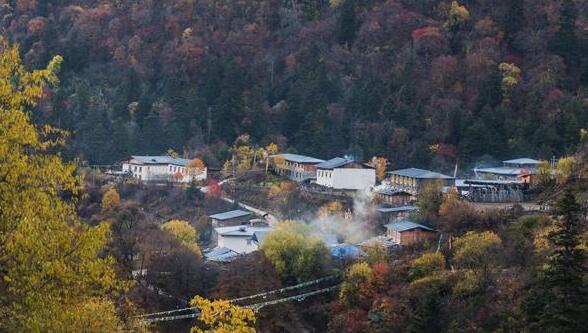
[3,0,588,168]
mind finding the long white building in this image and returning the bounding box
[315,157,376,190]
[122,155,207,183]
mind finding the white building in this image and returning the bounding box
[213,225,272,254]
[122,155,207,183]
[315,157,376,190]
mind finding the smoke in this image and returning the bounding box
[307,188,378,245]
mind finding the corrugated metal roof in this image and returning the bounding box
[384,220,435,232]
[209,210,252,221]
[373,187,413,196]
[316,157,354,169]
[204,247,240,262]
[503,158,540,165]
[387,168,453,179]
[130,155,191,166]
[272,153,325,164]
[330,243,363,259]
[474,167,522,176]
[377,205,418,213]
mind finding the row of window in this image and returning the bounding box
[131,164,185,174]
[317,170,332,178]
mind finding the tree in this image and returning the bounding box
[260,221,329,282]
[190,296,256,333]
[187,158,206,179]
[102,187,121,212]
[550,0,578,68]
[0,39,127,331]
[338,0,357,45]
[522,191,587,332]
[504,0,525,45]
[453,231,502,285]
[161,219,199,247]
[339,262,373,308]
[370,156,389,181]
[410,252,445,282]
[556,156,576,184]
[416,180,443,225]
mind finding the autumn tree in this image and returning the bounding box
[102,187,121,212]
[555,156,576,184]
[0,39,128,331]
[416,180,443,225]
[260,221,329,282]
[370,156,389,181]
[522,191,588,332]
[161,219,200,255]
[190,296,256,333]
[453,231,502,286]
[187,158,206,178]
[339,262,373,308]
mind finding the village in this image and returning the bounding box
[108,152,550,265]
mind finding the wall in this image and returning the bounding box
[316,169,334,187]
[217,235,258,254]
[331,168,375,190]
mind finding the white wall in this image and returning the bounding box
[122,162,206,183]
[217,235,258,254]
[331,168,375,190]
[316,169,333,187]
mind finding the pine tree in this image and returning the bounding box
[338,0,357,46]
[522,191,588,333]
[504,0,525,45]
[550,0,578,68]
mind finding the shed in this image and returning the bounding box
[384,220,436,246]
[209,210,252,227]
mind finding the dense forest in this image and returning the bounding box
[3,0,588,169]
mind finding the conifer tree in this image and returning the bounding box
[550,0,578,68]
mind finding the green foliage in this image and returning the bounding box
[260,221,329,282]
[339,262,372,308]
[522,191,588,332]
[416,180,443,225]
[410,252,445,282]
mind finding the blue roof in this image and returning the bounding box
[330,243,363,259]
[377,205,418,214]
[131,155,191,166]
[317,157,354,169]
[273,153,325,164]
[384,220,435,232]
[209,210,252,221]
[474,167,524,176]
[503,158,540,165]
[388,168,453,179]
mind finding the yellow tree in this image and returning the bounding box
[102,187,121,212]
[370,156,389,181]
[187,158,206,178]
[190,296,256,333]
[161,219,201,255]
[556,156,576,184]
[0,39,128,331]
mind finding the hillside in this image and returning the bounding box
[3,0,588,169]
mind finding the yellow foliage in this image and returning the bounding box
[102,187,121,212]
[370,156,389,181]
[556,156,576,184]
[161,219,201,255]
[499,62,522,98]
[187,158,206,176]
[190,296,256,333]
[339,262,372,307]
[446,1,470,28]
[453,231,501,270]
[0,38,127,331]
[410,252,446,282]
[318,201,344,217]
[265,142,279,155]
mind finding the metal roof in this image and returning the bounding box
[330,243,363,259]
[474,167,523,176]
[503,158,540,165]
[130,155,191,166]
[377,205,418,214]
[373,187,413,196]
[204,247,240,262]
[388,168,453,179]
[272,153,325,164]
[384,220,435,232]
[209,210,252,221]
[214,225,272,237]
[317,157,354,169]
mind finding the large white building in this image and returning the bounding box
[122,155,207,183]
[213,225,272,254]
[315,157,376,190]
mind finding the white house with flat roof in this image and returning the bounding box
[315,157,376,190]
[271,153,325,182]
[213,225,272,254]
[122,155,206,183]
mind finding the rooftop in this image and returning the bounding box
[316,157,354,169]
[131,155,190,166]
[209,210,252,221]
[214,225,272,237]
[384,220,435,232]
[204,247,240,262]
[388,168,454,179]
[503,158,541,165]
[377,205,418,214]
[130,155,191,166]
[474,167,531,176]
[272,153,325,164]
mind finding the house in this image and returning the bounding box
[372,187,415,206]
[271,153,325,182]
[209,210,252,227]
[213,225,272,254]
[384,220,436,246]
[473,158,541,182]
[387,168,455,195]
[204,246,240,263]
[315,157,376,190]
[122,155,207,183]
[377,205,418,221]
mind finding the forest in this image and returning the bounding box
[2,0,588,169]
[1,0,588,332]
